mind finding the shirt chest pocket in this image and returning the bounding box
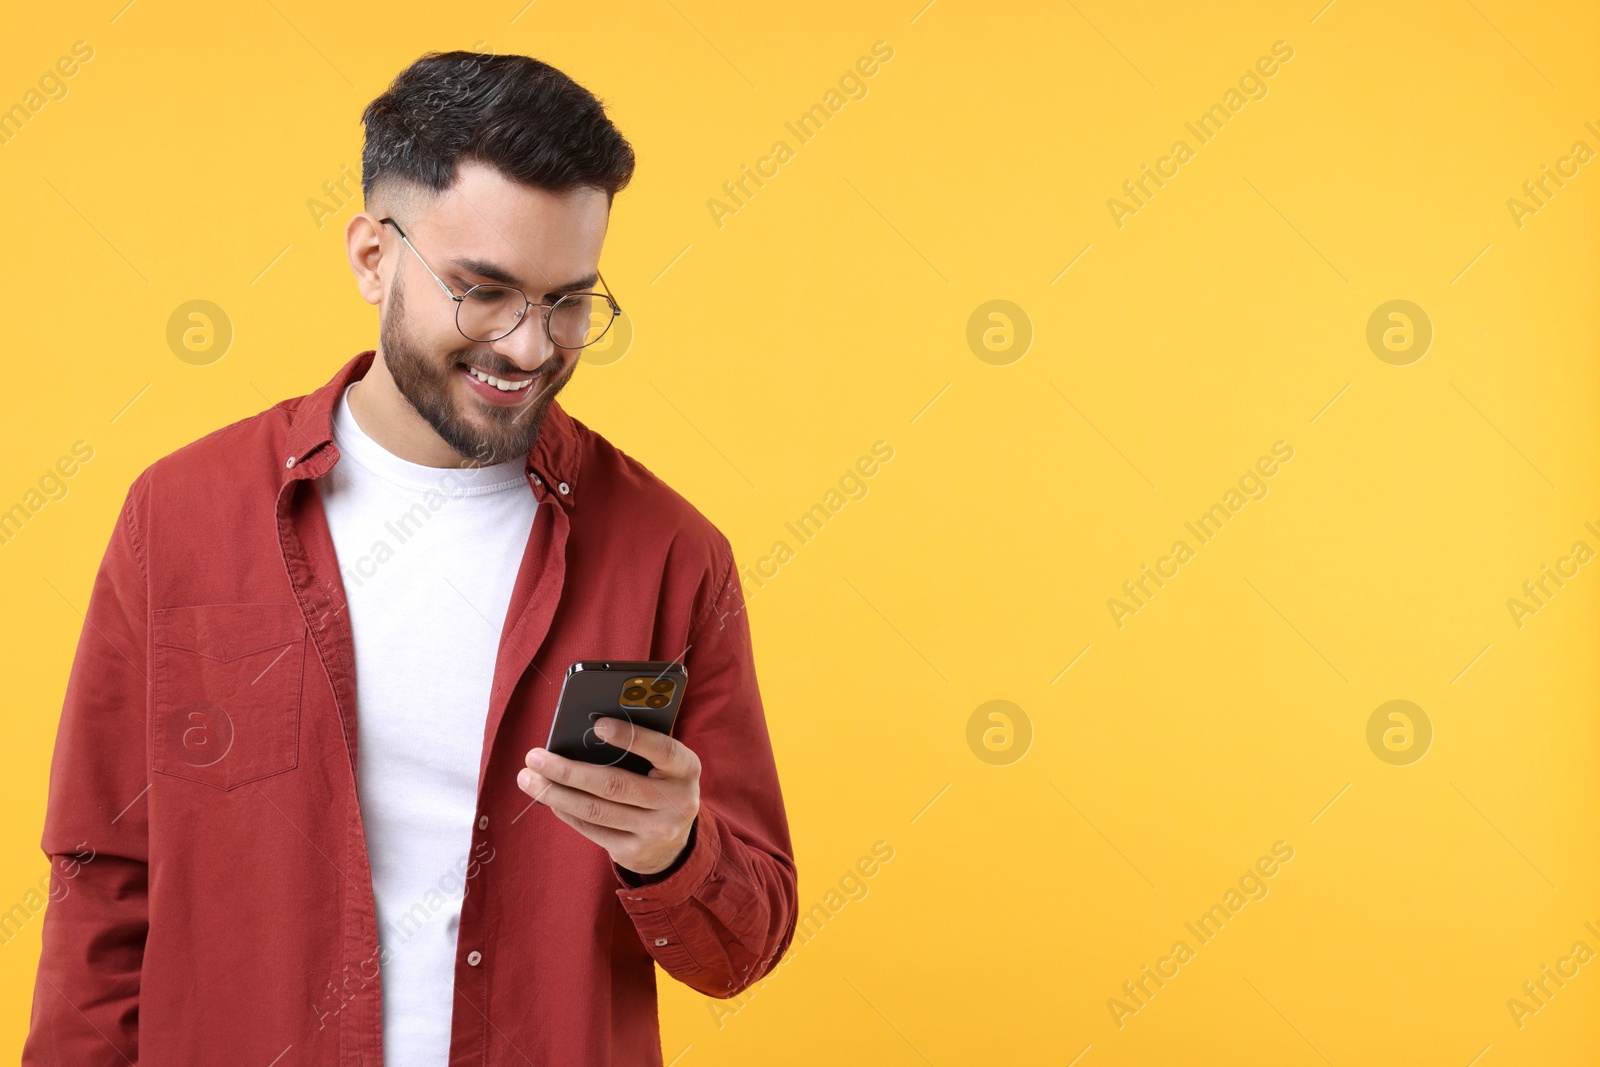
[152,603,307,791]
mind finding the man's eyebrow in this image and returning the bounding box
[448,255,598,294]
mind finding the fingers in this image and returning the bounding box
[518,769,652,832]
[590,717,699,779]
[549,807,630,851]
[526,747,656,809]
[549,807,676,877]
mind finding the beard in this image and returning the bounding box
[379,268,577,467]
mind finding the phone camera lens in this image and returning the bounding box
[650,679,674,693]
[645,693,670,709]
[623,685,648,701]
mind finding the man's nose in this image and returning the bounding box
[490,307,557,371]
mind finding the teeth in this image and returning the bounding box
[467,367,534,391]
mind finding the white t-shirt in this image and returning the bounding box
[315,381,539,1065]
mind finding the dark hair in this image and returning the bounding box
[360,51,635,212]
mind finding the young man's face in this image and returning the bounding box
[363,159,611,466]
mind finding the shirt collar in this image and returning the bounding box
[278,350,582,507]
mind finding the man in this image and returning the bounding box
[24,50,797,1066]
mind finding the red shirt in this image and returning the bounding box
[24,350,798,1065]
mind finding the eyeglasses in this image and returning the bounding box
[378,217,621,348]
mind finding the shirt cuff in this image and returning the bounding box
[613,804,721,909]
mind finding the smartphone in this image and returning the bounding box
[545,661,688,776]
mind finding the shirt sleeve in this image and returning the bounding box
[611,544,799,998]
[23,474,152,1065]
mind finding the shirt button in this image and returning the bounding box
[654,938,669,946]
[467,950,482,966]
[557,481,570,495]
[478,815,489,830]
[285,456,297,468]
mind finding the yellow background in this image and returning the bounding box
[3,1,1598,1063]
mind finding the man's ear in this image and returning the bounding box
[347,212,390,306]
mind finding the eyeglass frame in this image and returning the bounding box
[377,216,621,349]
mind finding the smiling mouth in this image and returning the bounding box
[461,364,538,392]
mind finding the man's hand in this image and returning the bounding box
[518,717,702,876]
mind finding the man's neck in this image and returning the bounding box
[348,355,478,469]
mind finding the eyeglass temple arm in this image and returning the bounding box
[385,216,618,313]
[595,269,620,312]
[381,217,461,303]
